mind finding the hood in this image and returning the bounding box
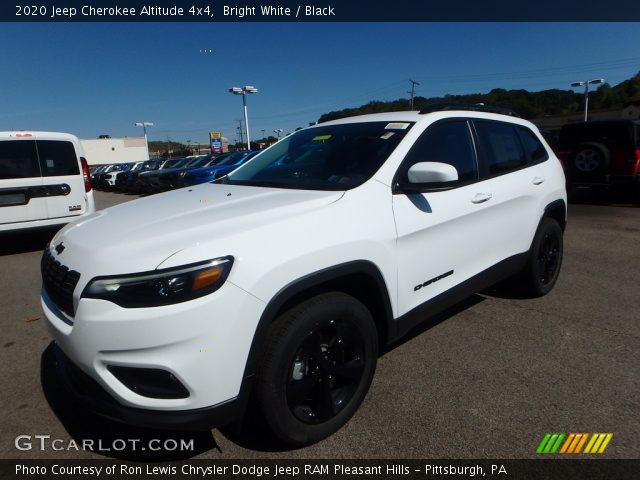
[52,183,344,276]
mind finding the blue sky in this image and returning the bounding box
[1,23,639,144]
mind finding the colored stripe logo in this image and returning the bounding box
[536,433,613,454]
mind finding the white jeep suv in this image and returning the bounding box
[41,106,566,446]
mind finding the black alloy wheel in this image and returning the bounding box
[538,230,561,286]
[518,217,564,297]
[255,292,377,446]
[286,318,365,424]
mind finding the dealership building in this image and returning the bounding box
[80,136,148,165]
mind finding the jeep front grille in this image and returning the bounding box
[41,248,80,317]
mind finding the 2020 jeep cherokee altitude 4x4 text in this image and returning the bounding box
[41,105,566,446]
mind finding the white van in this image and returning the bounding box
[0,131,96,232]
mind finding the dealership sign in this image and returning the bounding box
[209,132,223,154]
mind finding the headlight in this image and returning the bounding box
[82,257,233,308]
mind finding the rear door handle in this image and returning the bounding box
[532,176,545,185]
[471,193,492,204]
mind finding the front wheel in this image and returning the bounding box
[254,292,378,446]
[518,217,564,297]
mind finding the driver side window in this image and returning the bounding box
[401,120,478,184]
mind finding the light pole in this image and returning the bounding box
[570,79,604,122]
[274,128,283,140]
[229,86,258,150]
[134,122,154,159]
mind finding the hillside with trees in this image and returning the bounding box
[318,73,640,123]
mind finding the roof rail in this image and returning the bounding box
[419,103,520,117]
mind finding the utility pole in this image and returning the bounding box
[236,119,244,147]
[408,79,420,111]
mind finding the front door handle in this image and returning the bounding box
[471,193,492,204]
[532,176,545,185]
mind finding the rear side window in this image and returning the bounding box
[475,121,527,177]
[401,120,478,183]
[518,127,549,164]
[37,140,80,176]
[0,140,40,179]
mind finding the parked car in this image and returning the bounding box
[112,161,144,191]
[41,105,566,446]
[102,163,134,190]
[94,164,128,190]
[157,155,217,190]
[0,131,95,232]
[135,158,193,193]
[128,158,181,193]
[555,120,640,202]
[182,151,258,186]
[118,159,163,193]
[89,165,108,184]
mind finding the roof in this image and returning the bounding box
[0,131,79,141]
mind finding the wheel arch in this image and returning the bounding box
[543,199,567,232]
[242,261,393,385]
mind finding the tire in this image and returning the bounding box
[518,217,563,297]
[254,292,378,446]
[572,142,610,175]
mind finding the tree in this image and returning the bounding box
[316,73,640,123]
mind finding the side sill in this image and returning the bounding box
[389,252,528,343]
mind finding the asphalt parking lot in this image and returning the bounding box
[0,190,638,460]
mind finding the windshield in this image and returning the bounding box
[226,121,413,190]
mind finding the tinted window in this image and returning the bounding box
[37,140,79,176]
[475,121,526,176]
[0,140,40,179]
[518,127,549,164]
[401,120,477,183]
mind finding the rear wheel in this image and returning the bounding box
[255,292,378,446]
[517,218,563,297]
[572,143,610,175]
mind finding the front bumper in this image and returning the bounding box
[46,341,245,430]
[41,278,266,427]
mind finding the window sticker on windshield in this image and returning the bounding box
[384,122,410,130]
[46,159,54,168]
[312,134,332,141]
[380,132,395,140]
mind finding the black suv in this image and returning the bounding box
[555,120,640,202]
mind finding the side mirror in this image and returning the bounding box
[399,162,459,192]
